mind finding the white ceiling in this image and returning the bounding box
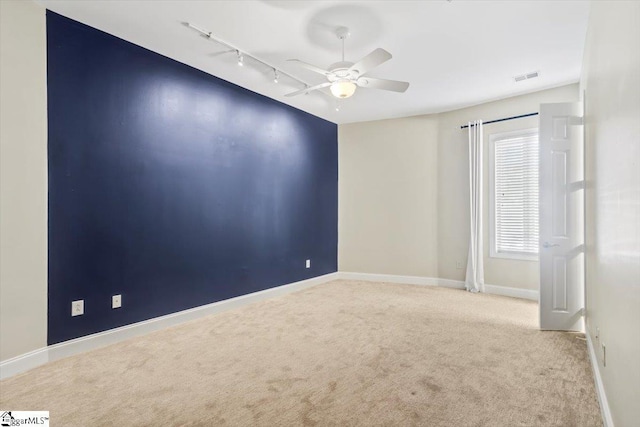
[37,0,590,124]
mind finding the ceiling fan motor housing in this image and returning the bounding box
[327,61,357,82]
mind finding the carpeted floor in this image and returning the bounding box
[0,280,601,426]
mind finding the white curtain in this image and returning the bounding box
[465,120,484,293]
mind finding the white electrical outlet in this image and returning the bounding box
[71,300,84,316]
[305,259,311,268]
[112,294,122,309]
[456,260,463,269]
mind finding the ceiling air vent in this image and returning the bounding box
[514,71,539,82]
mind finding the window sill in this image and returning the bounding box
[489,252,539,262]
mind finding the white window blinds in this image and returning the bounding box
[493,131,539,256]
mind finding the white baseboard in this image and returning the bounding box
[483,283,539,301]
[586,329,614,427]
[337,272,538,301]
[0,347,49,380]
[0,272,339,380]
[337,272,443,287]
[0,271,539,380]
[436,277,467,289]
[337,272,470,290]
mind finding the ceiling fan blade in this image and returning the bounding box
[348,48,392,76]
[357,77,409,93]
[285,82,332,97]
[287,59,332,76]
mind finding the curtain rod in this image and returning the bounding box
[460,112,538,129]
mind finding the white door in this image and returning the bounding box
[539,102,584,331]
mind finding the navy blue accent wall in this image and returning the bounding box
[47,12,338,345]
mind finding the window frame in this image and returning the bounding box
[489,128,540,262]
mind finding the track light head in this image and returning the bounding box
[273,69,279,83]
[236,50,244,66]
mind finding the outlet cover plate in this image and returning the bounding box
[112,294,122,309]
[71,300,84,316]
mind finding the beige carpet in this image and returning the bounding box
[0,280,601,426]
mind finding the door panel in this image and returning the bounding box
[539,102,584,331]
[551,150,568,237]
[552,256,567,312]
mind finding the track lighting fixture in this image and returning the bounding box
[186,22,331,105]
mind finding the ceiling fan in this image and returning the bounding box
[285,27,410,99]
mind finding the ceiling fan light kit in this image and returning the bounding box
[330,80,357,98]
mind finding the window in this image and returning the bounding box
[490,129,539,260]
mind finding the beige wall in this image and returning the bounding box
[437,84,579,289]
[0,0,48,361]
[581,2,640,425]
[339,84,578,291]
[339,115,440,277]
